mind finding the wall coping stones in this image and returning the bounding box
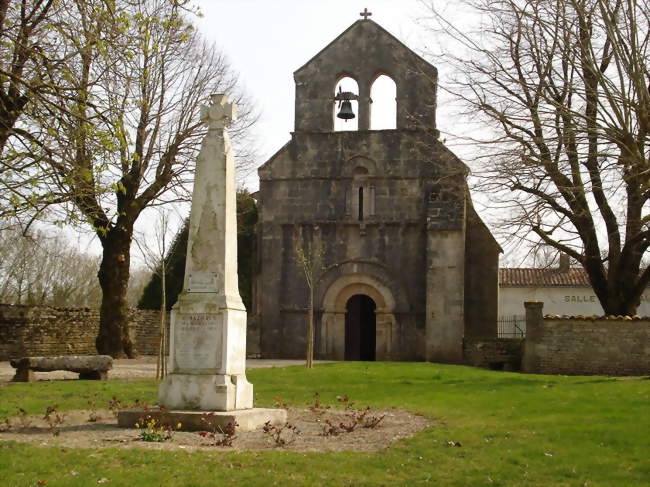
[543,315,649,321]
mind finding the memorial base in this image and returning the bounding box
[159,373,253,411]
[117,407,286,432]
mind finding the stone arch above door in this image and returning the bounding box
[319,272,397,361]
[316,260,409,314]
[322,273,394,313]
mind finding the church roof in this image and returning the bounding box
[499,268,591,287]
[294,19,435,75]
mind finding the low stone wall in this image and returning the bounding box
[522,301,650,376]
[130,309,170,356]
[0,304,168,360]
[463,337,523,371]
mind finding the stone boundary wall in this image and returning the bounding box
[130,310,170,357]
[463,337,523,371]
[0,304,169,360]
[522,301,650,376]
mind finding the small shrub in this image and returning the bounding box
[273,395,289,409]
[134,410,180,443]
[199,414,237,447]
[16,408,32,429]
[340,406,385,432]
[43,405,65,437]
[108,396,125,417]
[87,400,99,423]
[308,392,330,415]
[361,408,385,429]
[338,416,359,433]
[262,421,300,447]
[320,419,341,437]
[320,396,385,436]
[336,395,354,410]
[132,399,149,409]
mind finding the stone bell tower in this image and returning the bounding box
[253,12,501,364]
[293,14,437,133]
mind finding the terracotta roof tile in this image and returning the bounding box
[499,268,591,287]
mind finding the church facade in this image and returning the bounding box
[253,17,501,363]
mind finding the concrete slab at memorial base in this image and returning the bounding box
[117,407,286,432]
[158,372,253,411]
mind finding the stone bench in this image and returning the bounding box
[10,355,113,382]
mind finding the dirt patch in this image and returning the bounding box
[0,407,431,452]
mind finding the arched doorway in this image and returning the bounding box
[320,272,397,361]
[345,294,376,361]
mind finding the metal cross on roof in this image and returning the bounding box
[360,8,372,20]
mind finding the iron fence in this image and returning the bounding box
[497,315,526,338]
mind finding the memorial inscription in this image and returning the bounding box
[174,313,222,370]
[188,272,219,293]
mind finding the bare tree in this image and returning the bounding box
[18,0,257,357]
[294,226,325,369]
[0,0,73,225]
[0,0,64,153]
[134,208,177,378]
[421,0,649,314]
[0,225,102,306]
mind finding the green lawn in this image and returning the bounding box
[0,362,648,486]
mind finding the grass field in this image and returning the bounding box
[0,362,648,486]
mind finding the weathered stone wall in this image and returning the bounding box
[0,304,169,360]
[256,131,494,360]
[463,338,523,371]
[257,132,457,360]
[130,310,170,357]
[522,302,650,376]
[464,206,501,338]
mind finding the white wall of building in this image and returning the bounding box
[499,286,650,318]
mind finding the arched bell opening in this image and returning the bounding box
[370,74,397,130]
[345,294,376,361]
[334,76,359,132]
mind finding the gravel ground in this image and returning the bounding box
[0,407,432,452]
[0,357,335,382]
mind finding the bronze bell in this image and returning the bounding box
[337,100,355,120]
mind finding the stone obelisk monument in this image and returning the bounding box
[120,94,284,431]
[159,93,253,412]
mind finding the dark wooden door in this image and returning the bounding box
[345,295,376,361]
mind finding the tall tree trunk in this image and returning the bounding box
[96,229,135,358]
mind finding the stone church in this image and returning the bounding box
[252,16,501,363]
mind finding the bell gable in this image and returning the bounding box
[293,19,438,133]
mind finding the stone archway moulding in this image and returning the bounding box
[319,273,397,361]
[322,273,395,313]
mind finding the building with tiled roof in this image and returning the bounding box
[497,259,650,336]
[499,267,591,287]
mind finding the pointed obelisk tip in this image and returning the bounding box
[201,93,238,129]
